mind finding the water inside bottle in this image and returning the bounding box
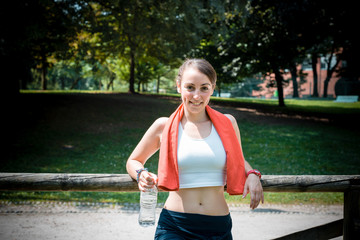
[138,189,157,227]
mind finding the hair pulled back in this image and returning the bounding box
[176,59,217,86]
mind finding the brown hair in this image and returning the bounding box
[176,59,217,86]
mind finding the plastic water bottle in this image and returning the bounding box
[138,186,158,227]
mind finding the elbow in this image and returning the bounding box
[126,159,132,175]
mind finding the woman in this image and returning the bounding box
[126,59,264,239]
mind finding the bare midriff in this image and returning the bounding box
[163,186,229,216]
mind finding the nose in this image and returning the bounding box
[193,90,201,99]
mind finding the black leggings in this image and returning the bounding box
[154,208,233,240]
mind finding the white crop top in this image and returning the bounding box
[177,123,226,189]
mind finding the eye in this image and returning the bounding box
[201,86,209,91]
[185,85,194,90]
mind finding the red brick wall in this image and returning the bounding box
[252,59,341,99]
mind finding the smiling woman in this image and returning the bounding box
[176,67,215,128]
[175,60,217,132]
[126,58,264,239]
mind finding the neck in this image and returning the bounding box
[182,106,209,124]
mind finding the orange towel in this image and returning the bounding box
[157,103,246,195]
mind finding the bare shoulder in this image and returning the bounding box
[224,114,237,125]
[224,114,241,137]
[151,117,168,134]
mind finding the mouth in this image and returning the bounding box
[190,101,202,106]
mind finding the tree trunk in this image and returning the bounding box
[323,52,341,98]
[323,76,331,98]
[156,75,160,93]
[137,79,141,92]
[70,77,81,90]
[217,82,221,97]
[142,82,146,92]
[311,53,319,97]
[129,49,135,94]
[274,67,286,107]
[60,77,65,90]
[107,72,115,91]
[40,53,47,90]
[290,64,299,98]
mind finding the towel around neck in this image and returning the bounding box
[157,103,246,195]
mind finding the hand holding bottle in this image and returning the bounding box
[138,170,158,227]
[138,170,158,192]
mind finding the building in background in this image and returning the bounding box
[251,56,341,99]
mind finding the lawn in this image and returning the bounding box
[2,91,360,205]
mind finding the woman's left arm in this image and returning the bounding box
[243,160,264,209]
[225,114,264,209]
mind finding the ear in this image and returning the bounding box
[176,80,181,93]
[210,84,216,95]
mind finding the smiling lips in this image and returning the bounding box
[190,101,202,106]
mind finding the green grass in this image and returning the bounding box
[2,91,359,205]
[240,120,359,175]
[227,192,343,205]
[210,96,360,115]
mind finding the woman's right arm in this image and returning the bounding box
[126,117,168,191]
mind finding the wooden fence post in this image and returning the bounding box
[343,190,360,239]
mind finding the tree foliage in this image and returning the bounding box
[3,0,359,105]
[86,0,209,93]
[215,0,358,105]
[1,0,86,92]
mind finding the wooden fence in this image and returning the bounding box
[0,173,359,239]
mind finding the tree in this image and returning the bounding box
[221,1,298,106]
[322,49,341,98]
[90,0,207,93]
[3,1,94,91]
[1,0,87,92]
[319,1,359,97]
[189,40,238,95]
[297,1,359,98]
[219,0,356,105]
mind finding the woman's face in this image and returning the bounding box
[177,67,215,114]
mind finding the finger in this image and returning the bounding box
[250,196,256,209]
[139,171,152,184]
[253,196,260,209]
[148,173,158,184]
[138,176,150,190]
[140,180,153,189]
[255,190,264,209]
[251,199,259,209]
[250,191,261,209]
[249,189,256,208]
[242,183,249,199]
[138,182,146,192]
[140,172,157,189]
[250,194,255,209]
[242,190,248,199]
[143,172,154,183]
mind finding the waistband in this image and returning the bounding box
[158,208,232,236]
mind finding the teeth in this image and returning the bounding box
[192,102,201,105]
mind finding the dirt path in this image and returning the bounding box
[0,201,342,240]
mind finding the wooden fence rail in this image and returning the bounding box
[0,173,359,239]
[0,173,359,192]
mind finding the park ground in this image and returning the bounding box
[2,92,360,205]
[0,201,342,240]
[1,92,359,239]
